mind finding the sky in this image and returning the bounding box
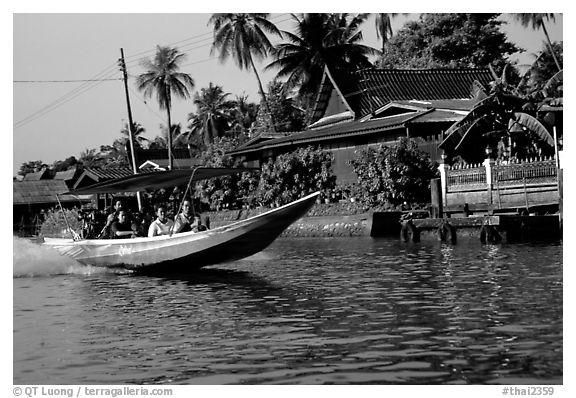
[12,6,564,176]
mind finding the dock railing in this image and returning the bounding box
[440,156,559,214]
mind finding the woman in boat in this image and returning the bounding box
[148,206,175,237]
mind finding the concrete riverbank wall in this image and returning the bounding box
[205,203,561,242]
[205,202,376,237]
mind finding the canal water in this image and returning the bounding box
[13,236,562,385]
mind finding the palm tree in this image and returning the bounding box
[208,13,281,131]
[266,13,378,98]
[78,148,103,168]
[120,122,148,149]
[183,83,237,147]
[229,94,258,135]
[136,46,195,169]
[375,13,404,53]
[513,14,562,72]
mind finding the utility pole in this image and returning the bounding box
[119,48,142,211]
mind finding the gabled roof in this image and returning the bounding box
[233,132,292,152]
[139,158,202,171]
[54,169,77,181]
[229,113,420,156]
[13,180,85,205]
[73,167,135,190]
[53,167,83,188]
[230,107,465,157]
[312,68,493,122]
[22,168,50,181]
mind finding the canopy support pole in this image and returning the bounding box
[56,194,81,241]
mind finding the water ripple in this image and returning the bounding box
[14,238,562,384]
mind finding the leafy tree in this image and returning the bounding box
[253,80,306,134]
[136,46,195,169]
[148,135,167,150]
[18,160,48,176]
[378,13,520,72]
[209,13,281,131]
[513,13,561,72]
[183,83,237,147]
[266,13,378,99]
[51,156,78,172]
[194,136,256,210]
[256,146,336,207]
[349,138,438,207]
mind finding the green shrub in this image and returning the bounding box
[194,136,260,210]
[349,138,438,207]
[255,146,336,207]
[39,208,82,238]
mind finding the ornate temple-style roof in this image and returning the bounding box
[311,67,493,123]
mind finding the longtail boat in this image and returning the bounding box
[42,168,319,273]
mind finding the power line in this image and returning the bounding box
[127,85,167,124]
[15,14,294,129]
[14,63,121,128]
[14,78,121,83]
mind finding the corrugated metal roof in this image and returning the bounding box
[13,180,83,205]
[83,167,135,180]
[406,109,465,124]
[350,69,493,118]
[22,169,50,181]
[319,68,492,120]
[229,113,418,155]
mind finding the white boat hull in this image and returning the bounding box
[43,192,319,273]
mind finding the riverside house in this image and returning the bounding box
[228,67,494,184]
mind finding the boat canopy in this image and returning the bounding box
[66,167,257,195]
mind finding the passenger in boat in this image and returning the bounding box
[148,206,175,237]
[173,200,193,233]
[191,214,208,232]
[110,210,136,239]
[98,199,124,238]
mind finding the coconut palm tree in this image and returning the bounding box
[183,83,237,147]
[266,13,378,98]
[120,122,148,149]
[136,46,195,169]
[375,13,405,52]
[229,94,258,135]
[78,148,103,169]
[208,13,281,131]
[513,13,561,72]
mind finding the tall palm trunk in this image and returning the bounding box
[539,20,562,72]
[249,56,276,133]
[165,84,174,170]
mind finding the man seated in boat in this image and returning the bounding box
[173,199,194,233]
[148,206,175,237]
[110,210,137,239]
